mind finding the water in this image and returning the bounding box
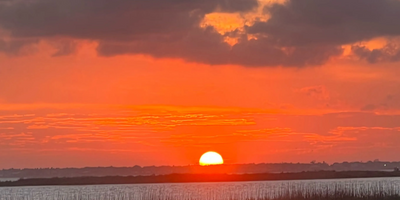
[0,179,19,183]
[0,177,400,200]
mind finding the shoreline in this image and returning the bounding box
[1,171,400,187]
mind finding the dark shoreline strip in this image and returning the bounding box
[1,171,400,187]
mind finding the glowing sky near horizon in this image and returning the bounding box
[1,0,400,168]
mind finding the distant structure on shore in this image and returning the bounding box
[1,160,400,179]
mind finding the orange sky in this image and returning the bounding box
[1,0,400,168]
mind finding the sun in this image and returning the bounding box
[199,151,224,166]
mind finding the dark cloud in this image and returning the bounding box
[97,26,232,65]
[229,38,342,66]
[352,44,400,63]
[0,38,38,55]
[0,0,257,40]
[245,0,400,65]
[2,0,400,66]
[51,40,77,57]
[248,0,400,46]
[0,0,259,62]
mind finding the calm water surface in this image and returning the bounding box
[0,177,400,200]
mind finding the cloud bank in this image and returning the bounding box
[1,0,400,66]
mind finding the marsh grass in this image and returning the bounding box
[0,180,400,200]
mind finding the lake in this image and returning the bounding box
[0,177,400,200]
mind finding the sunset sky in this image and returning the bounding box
[1,0,400,169]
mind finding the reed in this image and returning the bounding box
[0,180,399,200]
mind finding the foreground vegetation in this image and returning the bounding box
[1,191,400,200]
[0,178,399,200]
[262,189,400,200]
[0,193,399,200]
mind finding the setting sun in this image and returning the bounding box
[199,151,224,166]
